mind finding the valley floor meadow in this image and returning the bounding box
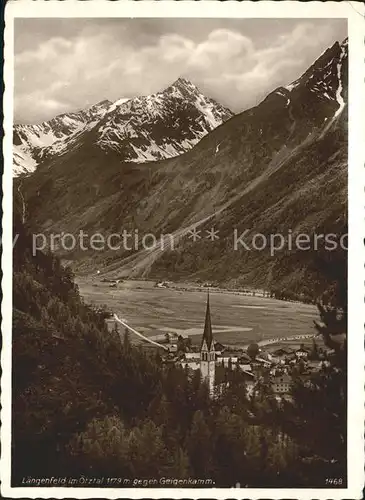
[77,278,318,347]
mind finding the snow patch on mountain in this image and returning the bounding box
[13,100,112,176]
[13,146,38,176]
[334,42,347,118]
[107,98,131,113]
[285,80,301,92]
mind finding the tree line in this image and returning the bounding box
[12,196,347,487]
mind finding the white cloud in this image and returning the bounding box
[14,21,343,123]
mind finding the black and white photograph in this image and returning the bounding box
[2,1,364,498]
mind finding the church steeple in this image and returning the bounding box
[200,292,215,397]
[201,292,213,350]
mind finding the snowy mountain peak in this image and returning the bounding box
[13,79,233,175]
[174,76,193,87]
[163,77,209,104]
[170,77,200,92]
[279,38,348,133]
[285,39,348,100]
[94,78,233,161]
[251,37,346,146]
[341,37,348,49]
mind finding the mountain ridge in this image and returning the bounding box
[13,78,233,176]
[18,38,348,298]
[13,99,113,175]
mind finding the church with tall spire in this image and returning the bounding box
[200,292,216,396]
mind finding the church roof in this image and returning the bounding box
[201,292,214,350]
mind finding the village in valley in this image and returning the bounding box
[113,288,332,402]
[9,13,353,492]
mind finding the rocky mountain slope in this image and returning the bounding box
[19,39,348,297]
[13,78,233,176]
[13,100,112,175]
[94,78,233,161]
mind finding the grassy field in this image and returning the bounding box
[77,278,318,348]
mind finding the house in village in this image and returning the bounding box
[295,345,310,359]
[216,354,239,367]
[271,347,294,361]
[271,373,292,395]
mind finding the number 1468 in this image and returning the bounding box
[326,478,343,486]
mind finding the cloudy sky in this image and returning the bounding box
[15,18,347,123]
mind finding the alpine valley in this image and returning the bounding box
[15,38,348,300]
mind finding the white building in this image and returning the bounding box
[217,356,238,367]
[185,352,200,360]
[272,374,291,394]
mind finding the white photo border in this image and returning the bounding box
[2,1,365,498]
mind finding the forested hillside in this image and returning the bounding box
[12,193,346,487]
